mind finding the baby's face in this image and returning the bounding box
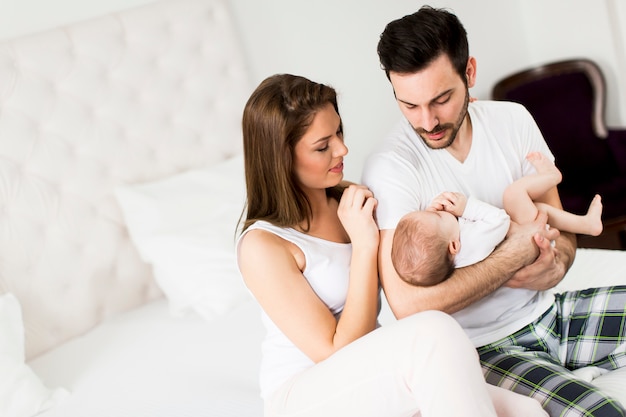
[435,210,460,241]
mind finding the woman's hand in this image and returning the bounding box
[336,184,380,345]
[337,184,379,249]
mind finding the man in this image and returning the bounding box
[362,6,626,417]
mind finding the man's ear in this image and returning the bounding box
[465,56,477,88]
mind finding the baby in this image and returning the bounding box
[391,152,603,287]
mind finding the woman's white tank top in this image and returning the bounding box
[238,220,352,399]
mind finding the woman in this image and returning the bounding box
[237,74,546,417]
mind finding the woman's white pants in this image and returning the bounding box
[265,310,547,417]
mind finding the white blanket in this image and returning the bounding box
[27,248,626,416]
[30,298,264,417]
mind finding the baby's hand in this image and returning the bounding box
[428,191,467,217]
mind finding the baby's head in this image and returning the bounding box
[391,210,460,286]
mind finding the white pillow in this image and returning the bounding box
[115,155,252,321]
[0,293,69,417]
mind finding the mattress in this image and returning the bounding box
[28,248,626,416]
[29,298,264,417]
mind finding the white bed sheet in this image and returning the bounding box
[28,248,626,416]
[557,248,626,291]
[29,298,264,417]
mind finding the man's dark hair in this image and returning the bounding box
[377,6,469,83]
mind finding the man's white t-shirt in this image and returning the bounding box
[362,100,556,347]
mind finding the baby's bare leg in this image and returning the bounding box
[523,152,562,199]
[504,152,563,224]
[535,194,604,236]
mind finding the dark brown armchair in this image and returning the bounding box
[491,59,626,249]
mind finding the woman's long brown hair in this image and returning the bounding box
[240,74,344,233]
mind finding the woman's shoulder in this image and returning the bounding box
[240,221,305,254]
[238,223,305,275]
[239,226,291,262]
[240,222,288,249]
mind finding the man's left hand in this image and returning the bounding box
[506,226,566,290]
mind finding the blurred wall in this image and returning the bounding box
[1,0,624,181]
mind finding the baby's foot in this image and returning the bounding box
[584,194,604,236]
[526,152,562,185]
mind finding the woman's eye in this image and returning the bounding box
[317,145,329,152]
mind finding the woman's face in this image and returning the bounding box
[293,102,348,192]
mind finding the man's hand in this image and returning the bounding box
[505,216,573,290]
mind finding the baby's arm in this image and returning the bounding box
[462,197,510,227]
[454,198,511,268]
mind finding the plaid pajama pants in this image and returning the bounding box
[478,286,626,417]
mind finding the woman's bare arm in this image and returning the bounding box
[239,185,380,363]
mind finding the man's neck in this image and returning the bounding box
[446,112,473,163]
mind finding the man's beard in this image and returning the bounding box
[414,90,470,150]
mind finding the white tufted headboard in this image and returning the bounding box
[0,0,251,359]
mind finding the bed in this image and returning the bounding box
[0,0,624,416]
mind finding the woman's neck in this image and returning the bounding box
[297,191,349,243]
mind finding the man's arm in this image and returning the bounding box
[505,187,577,290]
[380,211,555,319]
[505,230,575,290]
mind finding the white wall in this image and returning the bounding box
[1,0,624,182]
[227,0,530,181]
